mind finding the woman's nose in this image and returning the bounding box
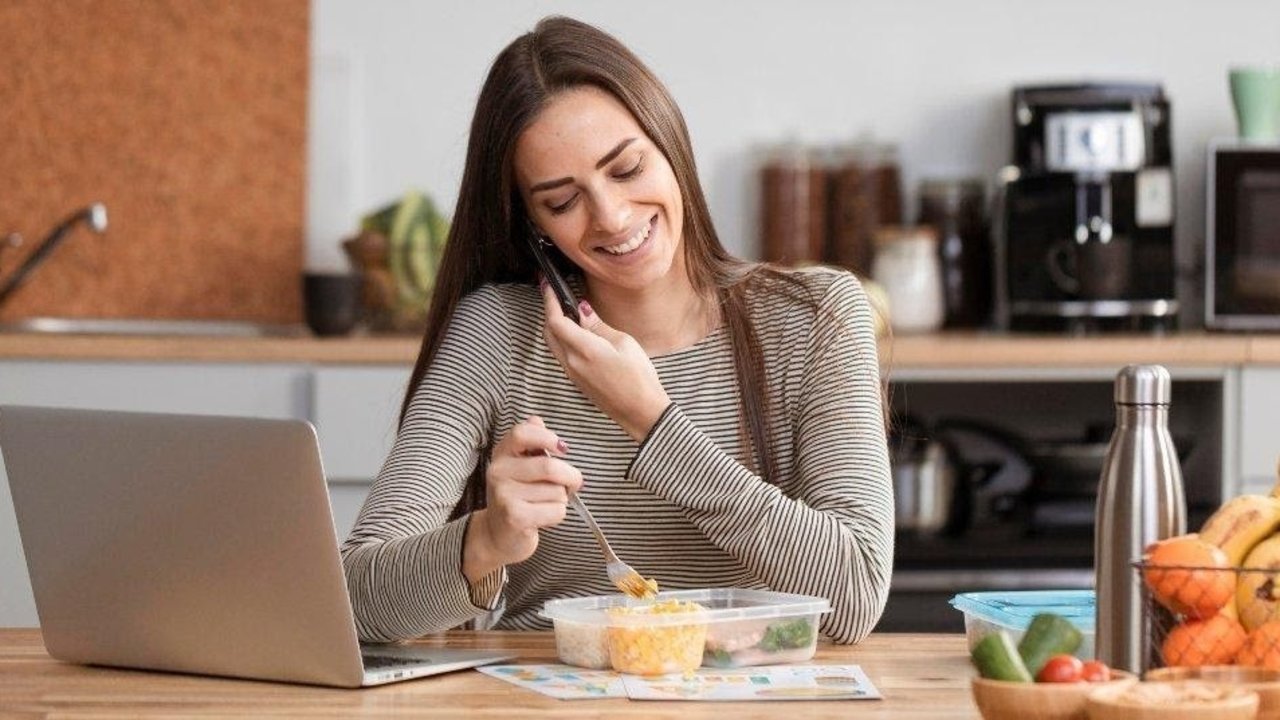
[589,188,631,236]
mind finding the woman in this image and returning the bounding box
[340,16,892,645]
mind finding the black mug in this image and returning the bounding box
[1046,236,1133,300]
[303,272,362,337]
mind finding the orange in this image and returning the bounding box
[1238,620,1280,669]
[1143,534,1236,618]
[1161,614,1247,667]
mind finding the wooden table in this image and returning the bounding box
[0,629,980,718]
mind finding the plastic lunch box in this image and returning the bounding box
[950,589,1096,659]
[540,588,831,674]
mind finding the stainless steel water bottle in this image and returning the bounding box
[1094,365,1186,672]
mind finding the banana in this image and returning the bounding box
[1239,535,1280,631]
[1197,495,1280,622]
[1223,598,1240,621]
[1199,494,1280,566]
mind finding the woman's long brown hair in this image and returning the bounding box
[403,16,822,520]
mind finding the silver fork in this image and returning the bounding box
[566,490,656,599]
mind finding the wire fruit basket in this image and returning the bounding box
[1134,559,1280,674]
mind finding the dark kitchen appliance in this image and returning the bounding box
[890,417,1005,537]
[993,84,1178,332]
[880,415,1204,633]
[1205,139,1280,330]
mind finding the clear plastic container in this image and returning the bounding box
[540,588,831,673]
[950,590,1096,659]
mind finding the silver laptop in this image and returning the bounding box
[0,405,513,687]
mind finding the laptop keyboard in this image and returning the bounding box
[362,654,428,670]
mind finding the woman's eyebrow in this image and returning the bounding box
[595,137,636,169]
[529,137,638,194]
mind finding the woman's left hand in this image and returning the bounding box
[541,285,671,442]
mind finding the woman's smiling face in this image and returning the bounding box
[514,86,685,292]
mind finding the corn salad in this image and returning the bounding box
[606,600,707,675]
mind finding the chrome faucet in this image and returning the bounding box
[0,203,108,308]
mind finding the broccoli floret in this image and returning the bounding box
[759,618,815,651]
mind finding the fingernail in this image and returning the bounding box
[578,300,593,317]
[556,439,569,455]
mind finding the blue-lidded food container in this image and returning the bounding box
[950,590,1095,660]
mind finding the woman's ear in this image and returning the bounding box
[526,218,552,246]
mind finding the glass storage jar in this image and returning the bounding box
[827,143,903,276]
[872,225,944,334]
[918,178,991,328]
[759,144,827,266]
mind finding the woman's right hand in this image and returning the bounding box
[463,416,582,583]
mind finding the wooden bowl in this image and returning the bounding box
[970,671,1137,720]
[1146,665,1280,720]
[1086,679,1259,720]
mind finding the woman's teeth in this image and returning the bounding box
[600,221,651,255]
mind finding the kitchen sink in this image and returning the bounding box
[0,317,307,338]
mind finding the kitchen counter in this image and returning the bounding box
[2,329,1279,367]
[888,331,1280,368]
[0,629,977,718]
[0,331,422,364]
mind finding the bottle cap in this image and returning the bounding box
[1115,364,1171,405]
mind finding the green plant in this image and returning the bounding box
[350,191,451,331]
[360,190,450,309]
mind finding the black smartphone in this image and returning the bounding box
[526,227,581,323]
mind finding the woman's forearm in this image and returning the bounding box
[462,509,505,584]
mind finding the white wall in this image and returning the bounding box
[309,0,1280,320]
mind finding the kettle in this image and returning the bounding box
[891,417,1006,536]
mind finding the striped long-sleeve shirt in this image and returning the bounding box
[340,266,893,644]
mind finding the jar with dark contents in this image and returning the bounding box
[918,178,991,328]
[760,145,827,266]
[827,143,903,276]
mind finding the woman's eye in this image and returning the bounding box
[614,157,644,180]
[548,195,577,215]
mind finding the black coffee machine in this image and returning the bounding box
[994,84,1178,332]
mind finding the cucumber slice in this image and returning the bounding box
[972,631,1033,682]
[1017,613,1083,678]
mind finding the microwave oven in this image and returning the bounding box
[1207,139,1280,330]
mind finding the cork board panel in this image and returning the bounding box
[0,0,308,323]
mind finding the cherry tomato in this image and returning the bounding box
[1080,659,1112,682]
[1036,654,1084,683]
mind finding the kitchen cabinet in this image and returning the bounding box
[311,366,410,540]
[311,367,408,482]
[1239,368,1280,495]
[0,361,310,627]
[0,359,413,627]
[0,360,309,416]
